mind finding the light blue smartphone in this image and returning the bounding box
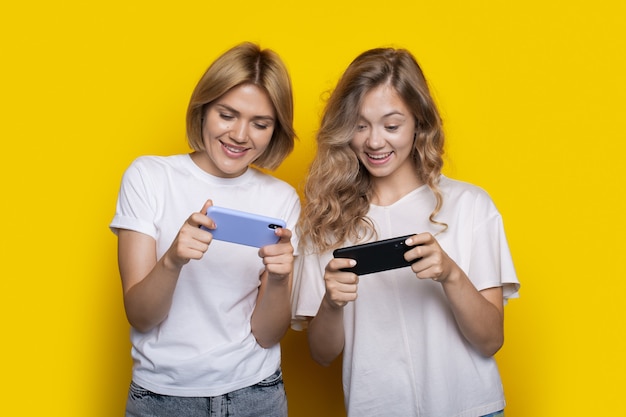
[202,206,286,247]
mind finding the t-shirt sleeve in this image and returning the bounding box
[469,193,520,302]
[283,194,301,257]
[109,158,158,238]
[290,247,331,330]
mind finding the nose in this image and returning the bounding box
[229,119,248,143]
[365,127,385,149]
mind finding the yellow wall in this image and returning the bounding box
[2,1,624,415]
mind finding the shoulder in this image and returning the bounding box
[438,175,499,216]
[440,176,494,204]
[439,175,490,198]
[122,154,190,181]
[127,154,187,172]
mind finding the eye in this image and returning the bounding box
[253,122,270,130]
[356,124,367,132]
[385,125,399,131]
[220,113,235,121]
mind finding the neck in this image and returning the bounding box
[370,171,423,206]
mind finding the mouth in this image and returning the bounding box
[365,151,393,164]
[220,140,250,155]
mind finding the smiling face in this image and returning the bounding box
[192,83,276,178]
[350,83,419,185]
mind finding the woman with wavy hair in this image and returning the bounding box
[293,48,520,417]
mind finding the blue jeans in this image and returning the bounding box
[482,411,504,417]
[125,368,287,417]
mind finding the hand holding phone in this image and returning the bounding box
[202,206,286,248]
[332,234,418,276]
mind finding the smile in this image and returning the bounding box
[220,141,250,154]
[366,151,393,162]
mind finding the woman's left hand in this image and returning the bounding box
[259,227,294,280]
[404,233,458,283]
[404,233,505,357]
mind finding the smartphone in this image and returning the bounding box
[332,234,417,276]
[202,206,286,248]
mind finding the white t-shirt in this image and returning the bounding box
[110,154,301,397]
[293,176,519,417]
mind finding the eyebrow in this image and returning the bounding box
[358,111,406,121]
[215,103,275,122]
[381,111,406,118]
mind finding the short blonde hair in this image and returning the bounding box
[186,42,295,170]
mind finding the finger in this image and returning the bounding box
[200,199,214,213]
[261,250,294,267]
[326,269,359,287]
[328,291,357,308]
[259,238,294,260]
[327,257,356,273]
[325,276,359,306]
[404,244,424,263]
[405,232,434,247]
[259,228,292,256]
[411,252,447,281]
[193,212,215,231]
[274,226,292,242]
[171,237,209,262]
[192,199,215,230]
[177,218,214,249]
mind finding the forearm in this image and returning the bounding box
[441,267,504,357]
[123,255,182,333]
[251,273,292,348]
[308,297,345,366]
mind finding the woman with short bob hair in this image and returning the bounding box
[186,41,295,170]
[111,42,299,417]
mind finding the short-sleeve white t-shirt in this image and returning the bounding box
[293,176,519,417]
[111,154,301,397]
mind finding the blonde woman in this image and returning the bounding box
[111,42,299,417]
[294,48,520,417]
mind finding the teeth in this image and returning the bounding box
[367,152,391,160]
[223,143,246,153]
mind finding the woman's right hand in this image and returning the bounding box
[322,257,359,309]
[163,199,216,270]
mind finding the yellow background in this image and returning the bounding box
[1,0,624,415]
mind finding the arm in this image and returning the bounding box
[250,227,295,348]
[307,257,358,366]
[405,233,504,357]
[118,200,215,332]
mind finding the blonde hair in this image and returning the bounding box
[186,42,295,170]
[299,48,446,253]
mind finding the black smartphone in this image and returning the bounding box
[332,234,417,276]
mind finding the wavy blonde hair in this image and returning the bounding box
[186,42,295,170]
[299,48,446,253]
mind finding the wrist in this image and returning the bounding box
[322,292,346,311]
[162,252,184,273]
[266,272,291,286]
[438,265,463,286]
